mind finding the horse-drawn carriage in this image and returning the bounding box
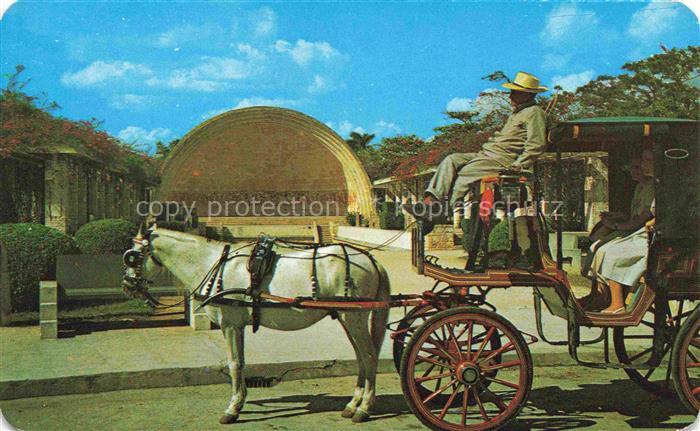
[123,116,699,430]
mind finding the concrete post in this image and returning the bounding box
[0,244,12,326]
[39,281,58,339]
[188,294,211,331]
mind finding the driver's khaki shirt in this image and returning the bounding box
[480,104,547,169]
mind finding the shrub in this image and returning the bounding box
[0,223,78,311]
[74,218,138,255]
[346,212,366,227]
[379,202,405,230]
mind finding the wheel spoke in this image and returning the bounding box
[421,363,436,378]
[481,359,521,372]
[482,386,508,412]
[438,384,460,420]
[686,362,700,368]
[465,320,474,360]
[474,326,496,359]
[478,341,515,365]
[484,376,520,390]
[628,346,653,363]
[692,386,700,396]
[422,379,457,404]
[461,383,469,426]
[472,386,489,420]
[420,346,453,361]
[417,355,455,369]
[415,371,453,384]
[426,336,454,360]
[447,323,463,361]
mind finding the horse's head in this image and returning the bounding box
[122,224,164,301]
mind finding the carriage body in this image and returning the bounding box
[396,117,700,430]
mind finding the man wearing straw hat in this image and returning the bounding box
[404,71,548,221]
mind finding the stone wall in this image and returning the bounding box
[43,154,149,234]
[0,156,44,224]
[425,225,456,250]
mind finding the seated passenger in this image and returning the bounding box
[582,150,654,274]
[581,149,654,310]
[404,71,548,223]
[586,199,655,313]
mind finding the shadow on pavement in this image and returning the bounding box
[239,378,691,429]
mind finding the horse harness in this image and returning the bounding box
[192,235,377,332]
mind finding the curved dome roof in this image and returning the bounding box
[158,106,376,223]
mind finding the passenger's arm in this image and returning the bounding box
[510,108,547,170]
[612,208,654,231]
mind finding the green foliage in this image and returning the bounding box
[1,65,156,179]
[378,202,405,230]
[0,223,78,311]
[487,220,511,252]
[346,212,367,227]
[345,132,375,152]
[574,46,700,119]
[74,219,138,255]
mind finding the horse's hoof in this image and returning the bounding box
[352,410,370,423]
[341,407,355,418]
[219,414,239,424]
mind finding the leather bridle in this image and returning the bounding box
[121,231,172,307]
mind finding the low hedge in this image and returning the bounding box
[0,223,78,311]
[379,202,405,230]
[74,218,138,255]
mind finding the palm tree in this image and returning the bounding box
[345,132,375,152]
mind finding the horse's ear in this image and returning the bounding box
[136,223,144,240]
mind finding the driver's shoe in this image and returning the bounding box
[402,202,448,224]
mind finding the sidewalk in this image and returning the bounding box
[0,249,641,400]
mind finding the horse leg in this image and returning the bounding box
[219,324,246,424]
[338,311,377,423]
[338,316,366,419]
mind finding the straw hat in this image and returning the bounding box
[502,71,548,93]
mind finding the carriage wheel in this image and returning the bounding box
[613,303,685,398]
[393,304,440,372]
[672,305,700,413]
[400,307,532,431]
[394,304,503,408]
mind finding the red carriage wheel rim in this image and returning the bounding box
[677,318,700,410]
[404,311,529,431]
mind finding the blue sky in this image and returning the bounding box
[1,1,698,153]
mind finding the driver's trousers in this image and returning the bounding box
[425,152,512,207]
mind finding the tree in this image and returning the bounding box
[574,46,699,119]
[345,132,375,152]
[153,138,180,159]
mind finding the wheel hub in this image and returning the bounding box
[456,362,480,385]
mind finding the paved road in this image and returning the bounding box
[1,367,695,431]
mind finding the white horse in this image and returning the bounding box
[122,226,391,424]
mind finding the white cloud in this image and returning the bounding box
[154,23,225,48]
[146,56,255,92]
[251,7,277,38]
[337,120,366,136]
[61,61,152,87]
[118,126,172,148]
[275,39,342,66]
[446,97,474,112]
[110,94,149,110]
[540,4,598,42]
[551,70,595,91]
[373,120,401,135]
[236,43,266,60]
[233,97,302,110]
[541,53,572,71]
[628,1,680,40]
[308,75,333,94]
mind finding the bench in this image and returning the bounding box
[39,254,187,339]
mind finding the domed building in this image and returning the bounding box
[158,107,377,240]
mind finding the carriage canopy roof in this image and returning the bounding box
[548,116,698,152]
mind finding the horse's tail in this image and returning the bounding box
[370,265,391,356]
